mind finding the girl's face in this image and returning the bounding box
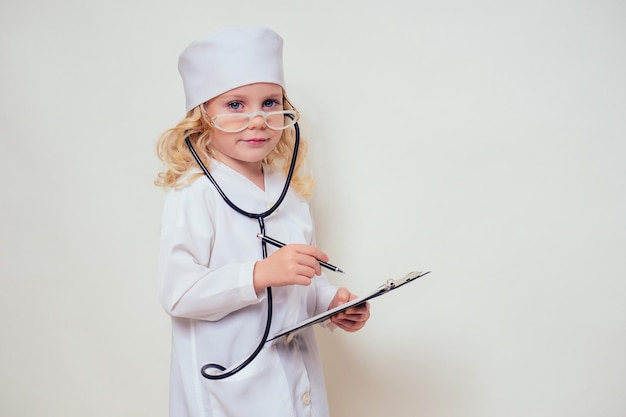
[204,82,285,176]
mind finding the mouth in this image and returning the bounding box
[242,138,269,145]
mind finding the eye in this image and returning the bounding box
[226,101,243,111]
[262,99,281,109]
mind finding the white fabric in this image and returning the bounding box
[178,27,286,113]
[158,160,337,417]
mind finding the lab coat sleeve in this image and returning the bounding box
[313,273,338,317]
[157,181,261,321]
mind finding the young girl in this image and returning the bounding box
[155,27,370,417]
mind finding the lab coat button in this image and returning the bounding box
[285,333,295,343]
[302,392,311,405]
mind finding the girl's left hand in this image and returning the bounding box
[327,287,370,332]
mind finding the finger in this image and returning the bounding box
[335,310,369,323]
[292,244,329,263]
[334,302,370,324]
[335,287,351,304]
[296,253,322,276]
[331,317,366,332]
[294,263,319,280]
[293,275,313,286]
[344,302,370,315]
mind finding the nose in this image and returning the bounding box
[248,112,266,129]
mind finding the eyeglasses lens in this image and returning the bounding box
[213,112,297,132]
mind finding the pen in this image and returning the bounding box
[256,233,345,274]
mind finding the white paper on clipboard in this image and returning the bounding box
[267,270,431,342]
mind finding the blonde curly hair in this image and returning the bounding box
[155,96,314,198]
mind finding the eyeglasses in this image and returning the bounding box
[209,110,300,133]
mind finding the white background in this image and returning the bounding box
[1,1,624,416]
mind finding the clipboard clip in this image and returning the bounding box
[387,271,431,289]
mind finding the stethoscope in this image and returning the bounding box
[184,115,300,380]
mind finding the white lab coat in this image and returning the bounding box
[158,160,337,417]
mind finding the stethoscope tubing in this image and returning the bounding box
[184,120,300,380]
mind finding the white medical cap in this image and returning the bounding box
[178,26,286,113]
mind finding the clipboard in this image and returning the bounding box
[267,270,431,342]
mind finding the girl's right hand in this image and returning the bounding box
[253,244,329,291]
